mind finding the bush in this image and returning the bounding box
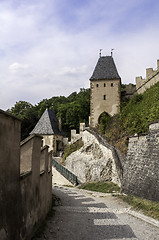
[62,138,84,160]
[119,82,159,135]
[102,82,159,155]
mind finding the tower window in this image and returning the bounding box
[111,83,114,87]
[103,95,106,100]
[104,83,106,87]
[96,84,99,87]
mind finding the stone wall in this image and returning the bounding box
[71,123,86,143]
[20,135,52,240]
[65,129,123,186]
[0,110,22,240]
[42,134,68,156]
[122,121,159,202]
[42,134,64,155]
[0,109,52,240]
[121,83,136,100]
[90,79,121,127]
[136,59,159,94]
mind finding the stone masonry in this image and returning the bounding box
[122,121,159,202]
[136,59,159,94]
[90,56,121,128]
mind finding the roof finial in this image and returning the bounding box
[99,49,102,58]
[111,49,114,57]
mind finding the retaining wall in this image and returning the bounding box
[122,121,159,202]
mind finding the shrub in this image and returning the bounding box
[62,138,84,160]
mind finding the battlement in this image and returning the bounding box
[136,59,159,94]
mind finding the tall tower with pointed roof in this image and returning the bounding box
[90,55,121,127]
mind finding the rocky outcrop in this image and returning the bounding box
[65,129,123,186]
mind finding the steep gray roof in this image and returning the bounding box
[90,56,120,80]
[30,108,63,135]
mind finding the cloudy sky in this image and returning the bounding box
[0,0,159,110]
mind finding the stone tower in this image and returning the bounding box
[30,108,65,155]
[90,55,121,127]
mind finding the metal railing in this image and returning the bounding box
[52,158,78,185]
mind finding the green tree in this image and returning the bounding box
[8,101,38,139]
[8,88,90,140]
[8,101,33,119]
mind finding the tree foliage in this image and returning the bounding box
[8,88,90,140]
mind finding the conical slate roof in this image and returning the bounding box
[90,56,120,80]
[30,108,62,135]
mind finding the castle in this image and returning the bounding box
[1,54,159,240]
[90,55,159,128]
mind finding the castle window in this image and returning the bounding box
[104,83,106,87]
[103,95,106,100]
[111,83,114,87]
[96,84,99,87]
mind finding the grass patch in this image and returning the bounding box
[78,181,120,193]
[97,82,159,155]
[79,181,159,220]
[62,138,84,160]
[117,194,159,220]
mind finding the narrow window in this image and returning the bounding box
[111,83,114,87]
[103,95,106,100]
[96,84,99,87]
[104,83,106,87]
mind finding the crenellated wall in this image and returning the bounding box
[0,109,52,240]
[136,60,159,94]
[122,121,159,202]
[71,123,86,143]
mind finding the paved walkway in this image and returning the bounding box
[33,185,159,240]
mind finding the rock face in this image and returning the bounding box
[65,130,123,186]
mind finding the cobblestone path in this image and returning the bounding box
[33,185,159,240]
